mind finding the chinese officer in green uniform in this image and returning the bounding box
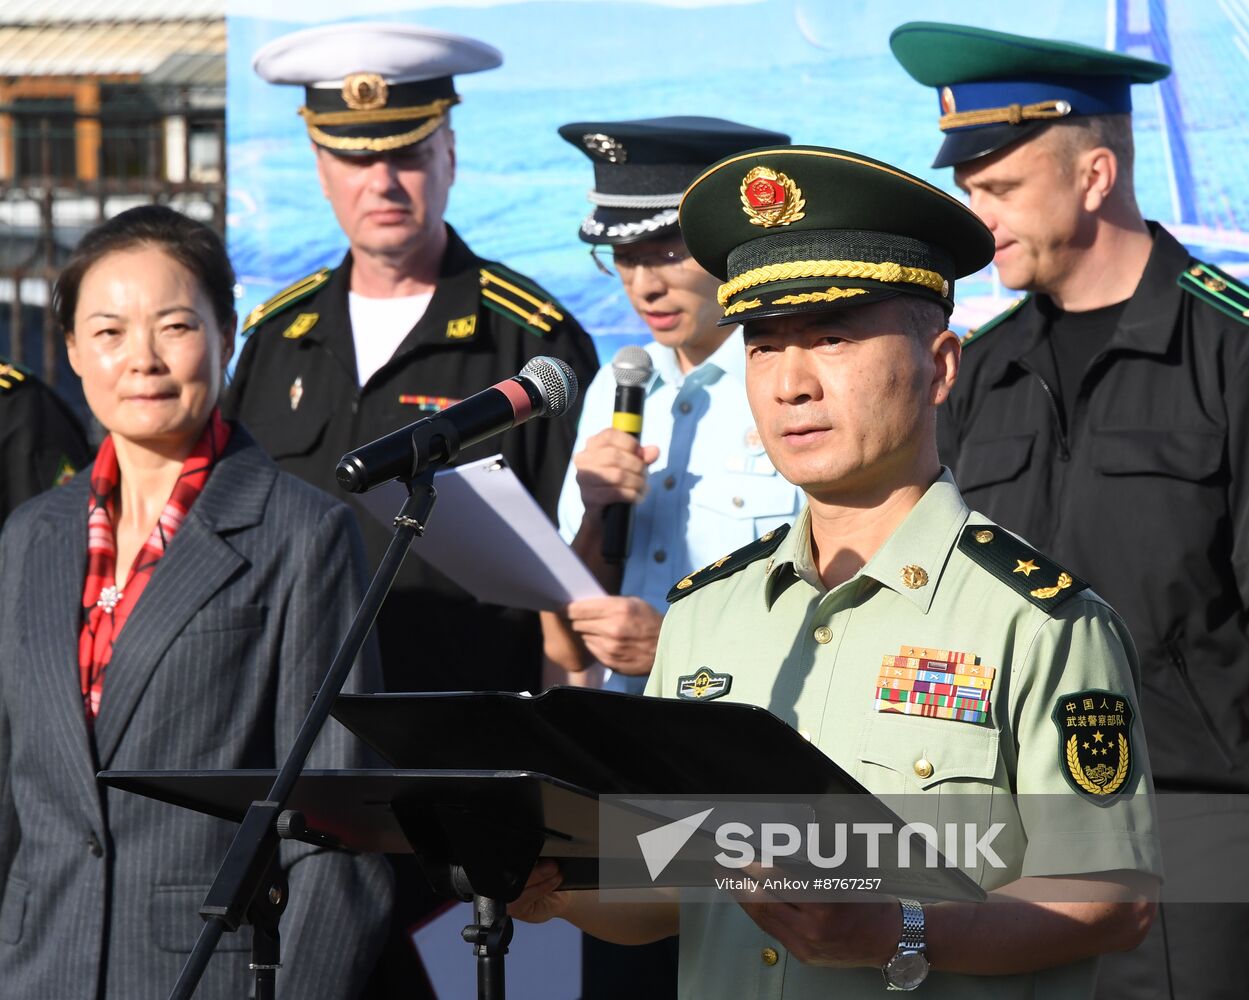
[509,145,1162,998]
[224,22,599,997]
[892,22,1249,998]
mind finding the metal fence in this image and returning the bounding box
[0,100,225,400]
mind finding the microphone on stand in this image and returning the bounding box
[601,346,654,563]
[336,356,579,493]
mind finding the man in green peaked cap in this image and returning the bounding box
[509,146,1161,999]
[896,24,1249,999]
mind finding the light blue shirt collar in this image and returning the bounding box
[646,326,744,392]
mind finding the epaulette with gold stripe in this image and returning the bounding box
[479,264,569,339]
[958,524,1087,614]
[960,295,1029,347]
[242,268,331,333]
[1178,261,1249,325]
[667,524,790,604]
[0,357,31,393]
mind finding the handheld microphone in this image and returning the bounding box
[336,356,579,493]
[601,346,654,563]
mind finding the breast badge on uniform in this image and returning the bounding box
[445,315,477,340]
[876,645,993,724]
[53,456,78,487]
[1053,689,1134,804]
[282,312,318,340]
[676,668,732,701]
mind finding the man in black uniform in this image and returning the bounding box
[0,357,89,529]
[893,22,1249,999]
[228,22,597,695]
[226,22,598,995]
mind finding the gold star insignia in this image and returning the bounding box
[1013,559,1039,577]
[1092,730,1105,743]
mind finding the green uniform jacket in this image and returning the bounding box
[646,472,1161,999]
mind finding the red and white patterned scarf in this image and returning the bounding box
[78,409,231,723]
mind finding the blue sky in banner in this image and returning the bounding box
[227,0,1249,360]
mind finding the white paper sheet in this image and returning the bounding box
[358,455,605,612]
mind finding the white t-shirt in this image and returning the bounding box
[348,291,433,385]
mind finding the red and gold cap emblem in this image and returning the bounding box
[740,166,805,228]
[940,86,957,115]
[342,73,389,111]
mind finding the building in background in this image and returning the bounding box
[0,0,225,409]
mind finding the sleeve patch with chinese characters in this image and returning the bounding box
[242,268,331,333]
[957,524,1087,613]
[667,524,790,604]
[479,264,569,339]
[1052,690,1134,804]
[1178,260,1249,326]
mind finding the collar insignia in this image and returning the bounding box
[677,668,732,702]
[1053,690,1134,804]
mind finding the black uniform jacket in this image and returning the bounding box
[0,360,90,530]
[225,227,599,694]
[939,224,1249,791]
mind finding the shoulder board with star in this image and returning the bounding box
[1178,261,1249,325]
[479,263,571,340]
[960,295,1030,347]
[0,356,31,393]
[667,524,791,604]
[242,268,331,334]
[958,524,1087,614]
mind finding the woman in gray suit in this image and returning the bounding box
[0,206,392,999]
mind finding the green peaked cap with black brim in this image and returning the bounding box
[678,145,993,325]
[890,22,1171,168]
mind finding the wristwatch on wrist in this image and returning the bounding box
[882,897,929,991]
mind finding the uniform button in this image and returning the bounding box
[87,832,103,857]
[913,758,934,779]
[731,496,744,508]
[813,626,833,644]
[654,550,667,564]
[664,476,676,490]
[761,946,779,966]
[679,401,692,414]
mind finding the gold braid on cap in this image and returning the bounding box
[717,259,948,307]
[939,98,1072,131]
[303,116,446,153]
[297,96,459,127]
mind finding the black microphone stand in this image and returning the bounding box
[166,416,513,1000]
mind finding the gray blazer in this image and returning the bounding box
[0,430,393,999]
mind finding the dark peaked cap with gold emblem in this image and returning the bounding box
[557,117,788,246]
[253,22,501,156]
[890,22,1170,168]
[679,145,994,325]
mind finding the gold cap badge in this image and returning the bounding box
[740,166,806,228]
[342,73,389,111]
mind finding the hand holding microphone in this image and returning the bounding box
[572,347,656,563]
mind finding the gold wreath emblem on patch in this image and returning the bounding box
[740,166,806,228]
[1030,571,1073,600]
[342,73,389,111]
[1065,733,1130,796]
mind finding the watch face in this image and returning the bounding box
[885,950,930,990]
